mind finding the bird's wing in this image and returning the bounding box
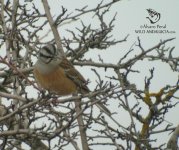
[59,57,89,92]
[59,57,111,116]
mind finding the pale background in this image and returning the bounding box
[1,0,178,149]
[39,0,179,148]
[47,0,179,148]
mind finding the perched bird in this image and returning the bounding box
[33,44,111,115]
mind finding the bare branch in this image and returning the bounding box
[41,0,64,55]
[167,124,179,150]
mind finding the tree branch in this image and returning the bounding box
[167,124,179,150]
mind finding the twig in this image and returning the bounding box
[75,100,89,150]
[167,124,179,150]
[41,0,64,55]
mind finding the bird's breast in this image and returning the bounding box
[33,66,77,95]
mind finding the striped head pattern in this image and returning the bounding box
[38,44,60,64]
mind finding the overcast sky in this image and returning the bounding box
[43,0,179,148]
[1,0,178,149]
[49,0,179,148]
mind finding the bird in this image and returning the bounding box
[33,44,111,115]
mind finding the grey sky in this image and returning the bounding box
[0,0,178,149]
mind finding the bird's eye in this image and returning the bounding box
[38,52,54,64]
[39,52,53,59]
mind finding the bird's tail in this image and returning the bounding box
[94,101,111,116]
